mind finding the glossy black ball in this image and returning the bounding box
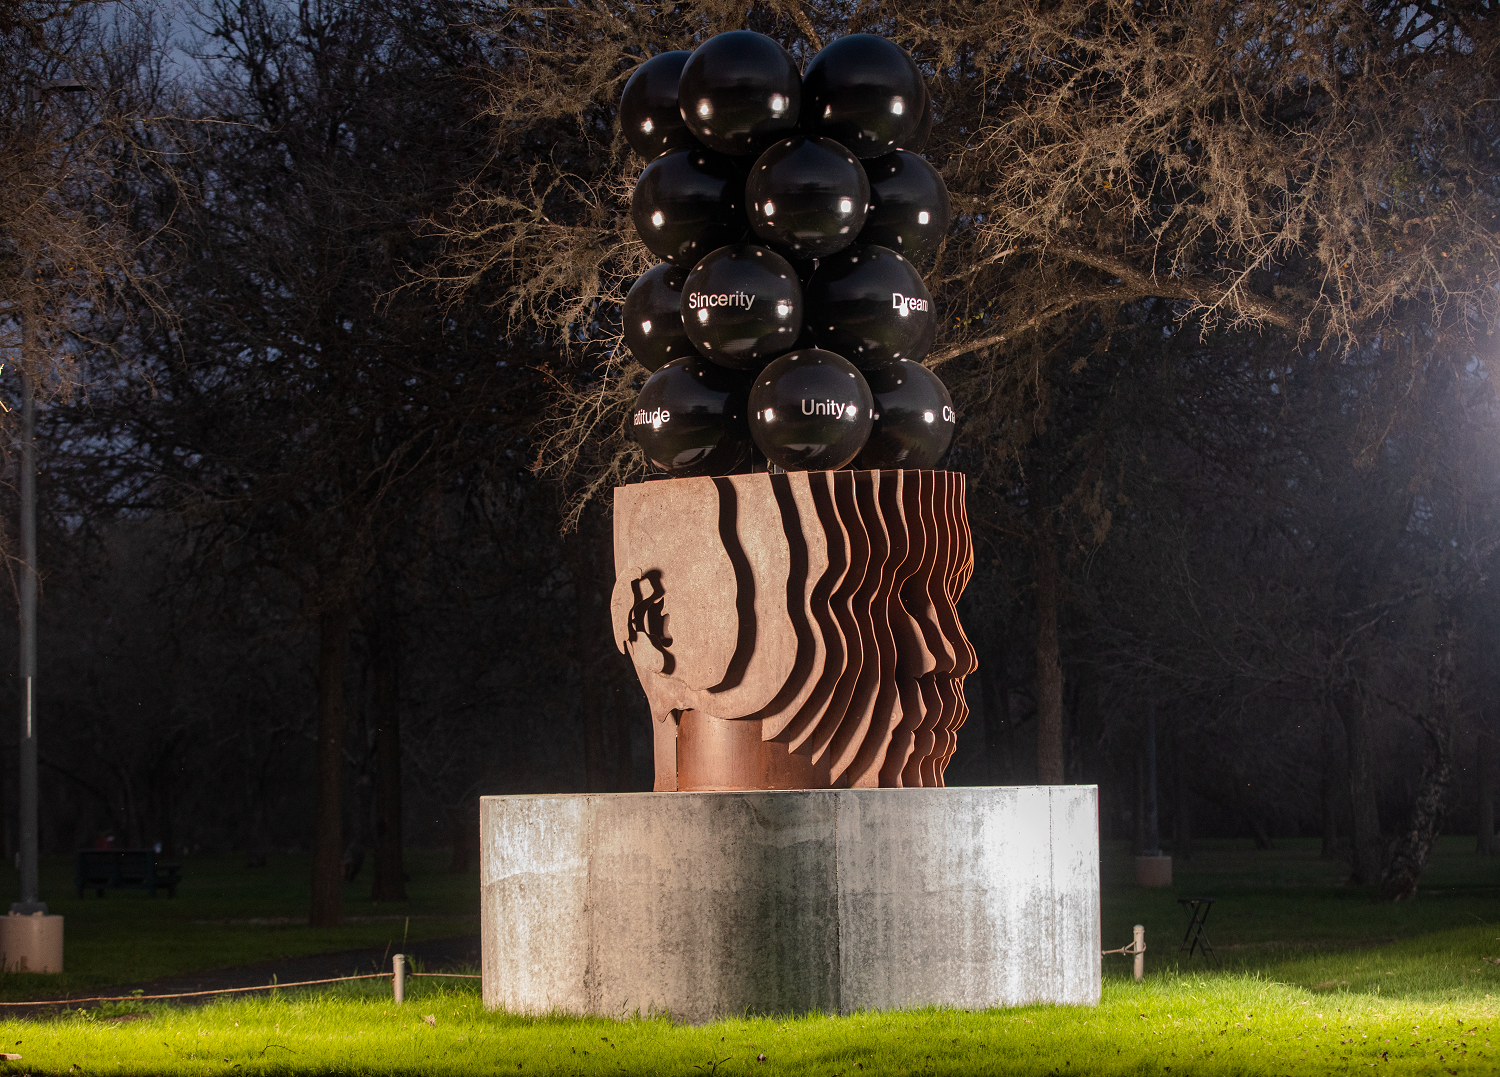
[620,51,696,159]
[805,244,935,370]
[632,356,752,476]
[858,151,950,262]
[897,82,933,152]
[631,148,746,267]
[678,31,800,156]
[801,35,925,159]
[748,348,874,471]
[746,136,871,258]
[623,263,695,372]
[855,359,955,469]
[681,243,803,370]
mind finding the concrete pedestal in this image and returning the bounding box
[481,786,1100,1023]
[1135,855,1173,888]
[0,913,63,973]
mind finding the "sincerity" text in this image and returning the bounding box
[687,291,756,311]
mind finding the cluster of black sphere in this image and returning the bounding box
[622,30,956,475]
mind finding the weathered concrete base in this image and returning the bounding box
[0,913,63,973]
[481,787,1100,1023]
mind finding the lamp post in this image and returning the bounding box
[13,75,90,919]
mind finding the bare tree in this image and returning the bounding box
[429,0,1500,785]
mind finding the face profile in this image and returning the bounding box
[611,469,974,791]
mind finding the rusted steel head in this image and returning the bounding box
[613,469,974,791]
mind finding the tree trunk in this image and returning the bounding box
[1171,722,1192,861]
[1133,752,1146,855]
[310,605,352,928]
[1379,619,1457,902]
[1143,707,1160,854]
[1478,728,1496,857]
[1334,688,1384,886]
[1030,491,1065,784]
[447,803,474,872]
[977,625,1012,785]
[369,607,406,902]
[612,678,638,792]
[572,522,620,794]
[1248,815,1275,850]
[1320,707,1343,859]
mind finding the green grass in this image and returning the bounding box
[1100,836,1497,965]
[0,850,478,999]
[0,969,1494,1074]
[0,836,1496,1074]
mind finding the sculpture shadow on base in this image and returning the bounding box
[611,469,975,791]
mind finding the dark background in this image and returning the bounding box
[0,0,1496,915]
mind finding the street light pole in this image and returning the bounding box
[12,75,89,917]
[14,274,41,916]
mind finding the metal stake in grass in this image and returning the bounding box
[393,954,405,1004]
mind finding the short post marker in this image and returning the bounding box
[1133,925,1145,982]
[393,954,405,1004]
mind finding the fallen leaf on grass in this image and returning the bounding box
[423,1014,437,1028]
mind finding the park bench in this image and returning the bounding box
[74,849,181,898]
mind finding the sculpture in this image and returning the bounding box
[611,468,974,791]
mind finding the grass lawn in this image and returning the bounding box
[0,836,1495,1074]
[0,849,477,1000]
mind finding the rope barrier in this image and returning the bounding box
[0,966,487,1008]
[1103,925,1147,982]
[0,972,392,1007]
[411,973,481,979]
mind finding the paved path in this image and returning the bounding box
[9,934,480,1010]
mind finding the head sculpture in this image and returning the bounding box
[611,469,975,790]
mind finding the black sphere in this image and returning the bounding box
[620,51,696,159]
[746,136,871,258]
[801,35,925,159]
[681,243,803,370]
[855,359,955,469]
[858,151,951,262]
[678,31,801,156]
[631,148,746,267]
[897,81,933,152]
[748,348,874,471]
[632,357,752,476]
[805,244,936,369]
[623,263,695,372]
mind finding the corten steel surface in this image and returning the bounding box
[611,469,975,791]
